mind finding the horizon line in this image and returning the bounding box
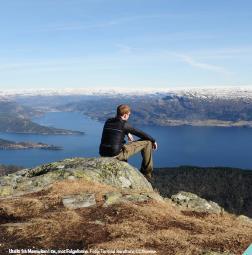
[1,85,252,95]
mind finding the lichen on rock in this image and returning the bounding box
[171,191,222,214]
[0,157,153,197]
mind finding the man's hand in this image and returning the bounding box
[127,133,134,142]
[152,142,158,150]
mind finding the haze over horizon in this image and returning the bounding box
[0,0,251,91]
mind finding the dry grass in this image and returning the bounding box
[0,179,251,255]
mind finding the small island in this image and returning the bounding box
[0,138,62,150]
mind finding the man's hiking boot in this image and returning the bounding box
[144,173,154,183]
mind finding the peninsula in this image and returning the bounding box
[0,100,85,135]
[0,138,62,150]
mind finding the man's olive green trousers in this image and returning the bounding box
[114,140,153,178]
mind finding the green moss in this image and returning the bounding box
[104,192,123,205]
[73,169,92,180]
[97,162,123,179]
[0,186,13,196]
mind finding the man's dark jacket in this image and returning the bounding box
[99,117,155,157]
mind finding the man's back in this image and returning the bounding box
[99,117,126,157]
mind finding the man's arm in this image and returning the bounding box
[124,122,155,143]
[127,133,135,142]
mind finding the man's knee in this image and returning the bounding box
[140,141,152,154]
[145,140,152,148]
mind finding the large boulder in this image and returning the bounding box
[171,191,222,214]
[0,157,153,197]
[153,166,252,217]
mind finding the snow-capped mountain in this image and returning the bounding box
[1,86,252,99]
[2,86,252,128]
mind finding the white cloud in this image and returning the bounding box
[187,46,252,60]
[38,13,191,32]
[174,53,233,76]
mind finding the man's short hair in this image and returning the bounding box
[117,104,131,117]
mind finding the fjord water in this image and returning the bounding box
[0,111,252,169]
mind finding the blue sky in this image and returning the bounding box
[0,0,252,91]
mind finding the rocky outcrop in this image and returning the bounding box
[62,193,97,209]
[0,157,251,255]
[153,166,252,217]
[171,191,222,214]
[0,157,153,197]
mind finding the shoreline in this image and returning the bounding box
[0,138,62,151]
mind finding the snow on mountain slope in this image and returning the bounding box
[1,87,252,100]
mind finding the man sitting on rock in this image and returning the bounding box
[99,104,157,181]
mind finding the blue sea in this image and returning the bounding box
[0,111,251,170]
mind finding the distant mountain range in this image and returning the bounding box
[1,87,252,128]
[54,88,252,127]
